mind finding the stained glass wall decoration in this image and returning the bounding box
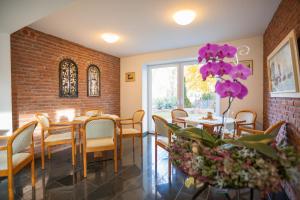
[87,64,100,97]
[59,59,78,98]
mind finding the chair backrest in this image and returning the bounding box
[85,109,102,117]
[265,121,285,136]
[133,110,145,123]
[171,109,188,120]
[152,115,169,137]
[11,121,38,154]
[235,110,257,124]
[84,117,116,139]
[35,113,50,129]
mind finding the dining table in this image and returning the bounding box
[0,130,12,147]
[178,115,245,136]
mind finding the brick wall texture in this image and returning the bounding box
[263,0,300,199]
[11,27,120,150]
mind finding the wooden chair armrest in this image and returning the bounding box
[0,135,9,140]
[239,127,264,134]
[173,119,185,123]
[119,118,133,121]
[0,146,7,150]
[47,126,73,131]
[120,121,142,126]
[50,122,73,126]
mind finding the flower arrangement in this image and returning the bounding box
[166,43,300,197]
[168,126,300,195]
[198,43,251,135]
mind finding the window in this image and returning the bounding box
[147,60,219,132]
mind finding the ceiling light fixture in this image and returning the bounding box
[101,33,120,43]
[173,10,196,25]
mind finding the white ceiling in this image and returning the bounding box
[0,0,74,34]
[29,0,281,57]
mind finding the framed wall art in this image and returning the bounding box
[267,29,300,98]
[239,60,253,74]
[59,59,78,98]
[87,64,100,97]
[125,72,135,82]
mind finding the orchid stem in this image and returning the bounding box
[219,97,234,136]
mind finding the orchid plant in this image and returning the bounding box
[198,43,251,135]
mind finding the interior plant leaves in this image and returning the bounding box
[236,133,276,144]
[225,139,278,160]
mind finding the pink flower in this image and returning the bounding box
[215,61,233,76]
[199,62,219,80]
[198,43,219,62]
[215,80,242,98]
[218,44,237,58]
[230,64,251,80]
[236,82,248,99]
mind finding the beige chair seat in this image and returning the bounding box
[117,128,140,135]
[45,132,72,143]
[0,152,31,170]
[157,136,169,146]
[86,137,114,148]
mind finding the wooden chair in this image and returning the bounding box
[35,113,76,169]
[171,109,188,128]
[82,117,117,177]
[152,115,172,179]
[239,121,285,136]
[118,110,145,158]
[0,121,38,200]
[235,110,257,137]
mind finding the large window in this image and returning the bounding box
[148,61,219,132]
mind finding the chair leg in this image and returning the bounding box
[8,170,14,200]
[132,136,135,153]
[83,149,87,178]
[114,148,118,173]
[168,152,171,180]
[47,146,51,160]
[72,140,76,166]
[120,135,123,159]
[140,134,143,157]
[31,157,35,187]
[155,143,157,172]
[41,142,45,170]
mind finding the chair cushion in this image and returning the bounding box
[45,132,72,143]
[157,136,169,146]
[0,151,31,170]
[86,137,114,148]
[117,128,140,135]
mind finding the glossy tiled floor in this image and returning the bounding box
[0,135,289,200]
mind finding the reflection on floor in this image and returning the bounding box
[0,135,289,200]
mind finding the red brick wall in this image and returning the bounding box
[263,0,300,199]
[11,27,120,149]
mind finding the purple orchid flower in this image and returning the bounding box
[199,62,219,80]
[198,43,219,62]
[218,44,237,58]
[236,81,248,99]
[215,61,233,76]
[215,80,242,98]
[230,64,251,80]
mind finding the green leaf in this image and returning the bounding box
[226,140,279,160]
[167,123,181,132]
[237,134,275,144]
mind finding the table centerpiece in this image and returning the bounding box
[167,43,300,199]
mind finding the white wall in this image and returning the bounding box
[0,33,12,131]
[120,36,264,130]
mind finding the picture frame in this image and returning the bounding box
[239,60,253,74]
[87,64,100,97]
[267,29,300,98]
[125,72,135,82]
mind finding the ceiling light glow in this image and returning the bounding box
[101,33,120,43]
[173,10,196,25]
